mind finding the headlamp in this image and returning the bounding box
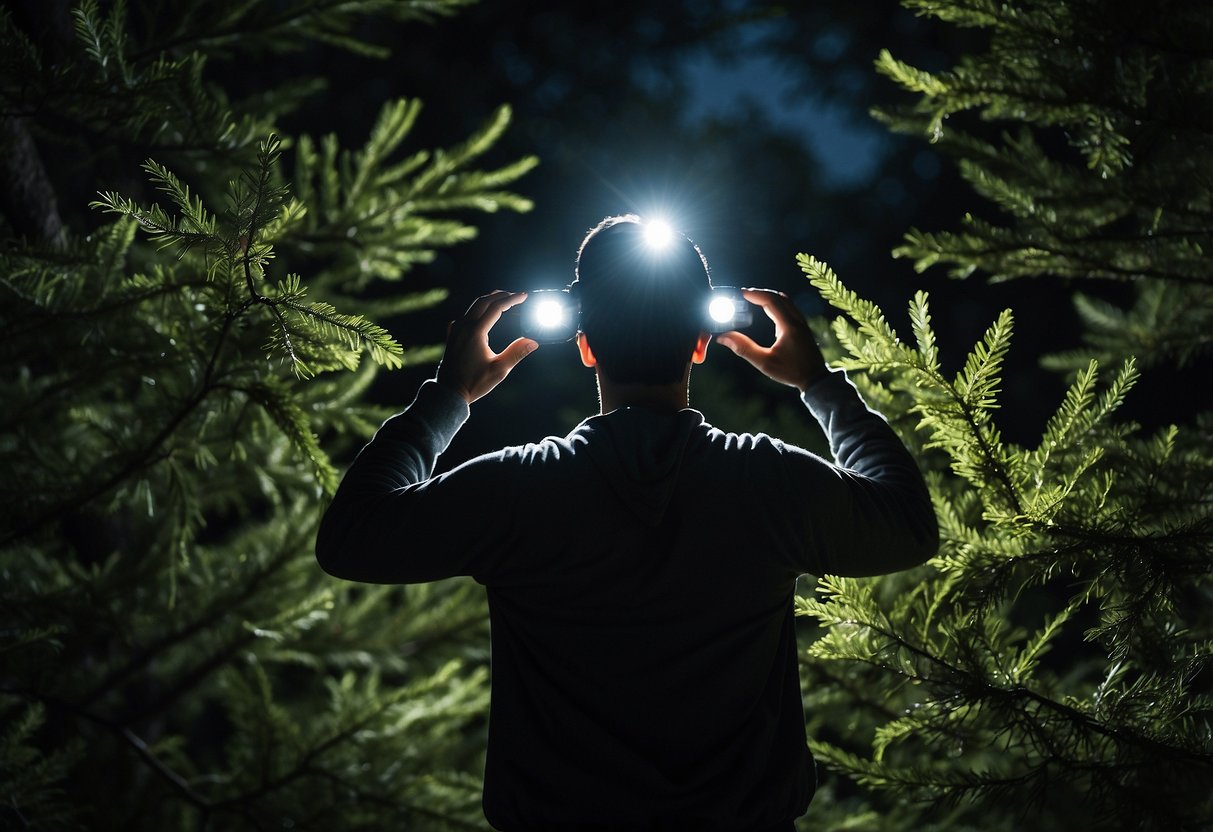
[518,218,753,345]
[518,285,753,341]
[641,219,675,250]
[704,287,753,333]
[519,288,579,343]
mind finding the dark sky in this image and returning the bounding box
[255,1,1105,457]
[298,1,1092,461]
[677,19,887,187]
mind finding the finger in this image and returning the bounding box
[480,289,528,309]
[464,291,502,317]
[470,291,528,338]
[472,290,528,321]
[741,288,800,337]
[715,331,766,365]
[494,337,539,373]
[740,288,786,321]
[445,318,476,353]
[463,289,518,321]
[739,288,788,306]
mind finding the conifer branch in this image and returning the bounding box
[826,610,1213,768]
[130,0,473,63]
[2,1,539,826]
[80,539,298,707]
[0,299,241,546]
[1,688,212,811]
[125,634,258,726]
[293,767,488,830]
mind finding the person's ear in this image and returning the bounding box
[576,332,597,368]
[691,332,710,365]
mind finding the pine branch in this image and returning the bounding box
[2,2,537,828]
[292,766,487,831]
[240,377,339,493]
[1,688,213,812]
[81,538,299,708]
[0,298,241,546]
[278,296,405,370]
[823,605,1213,768]
[800,253,1026,514]
[130,0,476,63]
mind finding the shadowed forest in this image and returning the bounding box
[2,1,1211,829]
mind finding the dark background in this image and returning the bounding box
[190,2,1098,457]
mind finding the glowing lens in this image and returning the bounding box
[519,290,578,343]
[705,287,752,332]
[642,219,674,250]
[535,298,566,328]
[708,296,736,325]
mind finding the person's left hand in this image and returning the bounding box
[436,290,538,404]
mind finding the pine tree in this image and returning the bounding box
[1,2,534,829]
[795,1,1213,829]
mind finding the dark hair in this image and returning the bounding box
[574,215,712,385]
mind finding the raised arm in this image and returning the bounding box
[315,291,536,583]
[716,289,938,576]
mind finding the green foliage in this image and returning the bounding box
[290,98,537,289]
[796,257,1212,830]
[875,0,1213,370]
[0,2,530,829]
[0,700,83,830]
[798,1,1213,828]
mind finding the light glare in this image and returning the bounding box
[535,298,566,328]
[708,296,736,325]
[643,219,674,250]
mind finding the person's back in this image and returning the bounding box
[316,216,938,830]
[478,407,813,830]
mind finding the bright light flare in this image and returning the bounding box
[519,290,578,343]
[642,219,675,250]
[534,298,566,328]
[708,296,736,325]
[705,288,752,332]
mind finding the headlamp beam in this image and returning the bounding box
[641,219,675,250]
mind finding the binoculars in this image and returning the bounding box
[518,287,754,344]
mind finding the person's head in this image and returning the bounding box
[574,215,711,385]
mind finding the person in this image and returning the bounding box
[315,215,938,831]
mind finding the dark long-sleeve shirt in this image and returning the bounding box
[316,369,938,831]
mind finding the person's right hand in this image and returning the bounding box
[436,290,537,404]
[714,288,829,392]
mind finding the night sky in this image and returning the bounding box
[27,0,1174,453]
[256,1,1127,458]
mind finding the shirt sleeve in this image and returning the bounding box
[792,368,939,577]
[315,379,510,584]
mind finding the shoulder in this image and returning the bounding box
[698,421,809,459]
[461,432,586,469]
